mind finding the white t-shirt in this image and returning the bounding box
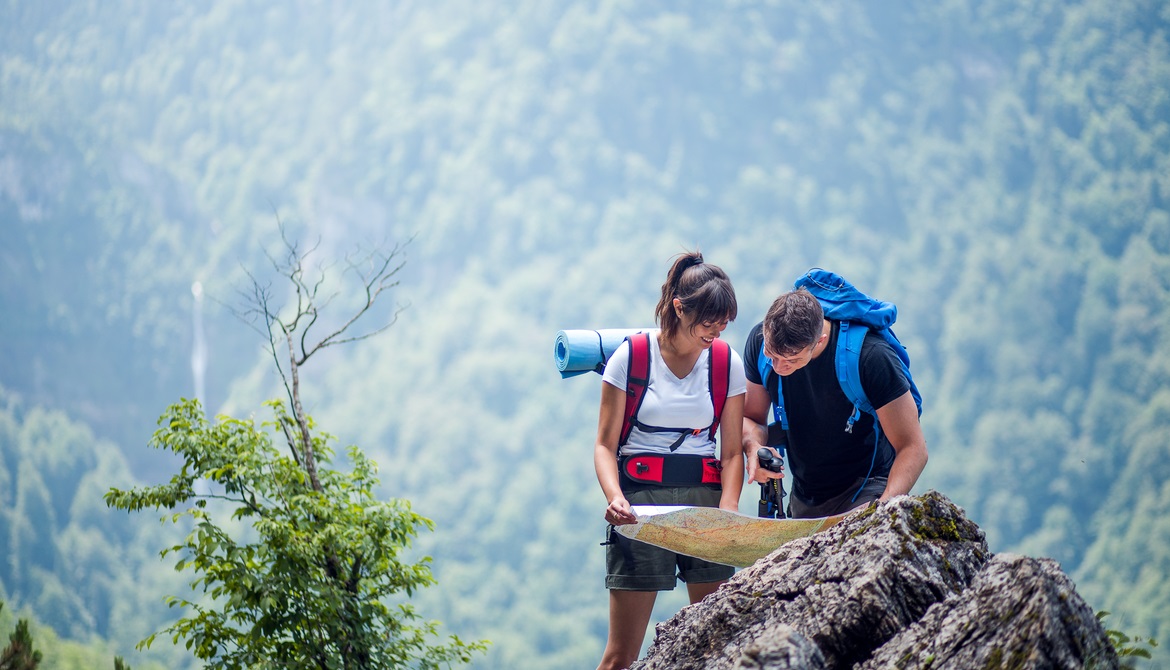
[602,331,747,457]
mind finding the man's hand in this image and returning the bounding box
[751,446,785,484]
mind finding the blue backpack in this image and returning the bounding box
[756,268,922,436]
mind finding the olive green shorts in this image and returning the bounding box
[605,485,735,591]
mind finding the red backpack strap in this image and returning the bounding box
[620,333,651,447]
[707,339,731,440]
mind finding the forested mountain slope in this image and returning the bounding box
[2,1,1167,668]
[0,389,195,668]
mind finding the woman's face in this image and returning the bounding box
[691,317,729,349]
[675,299,729,349]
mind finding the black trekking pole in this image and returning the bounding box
[756,447,786,519]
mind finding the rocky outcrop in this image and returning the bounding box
[858,552,1115,669]
[631,491,1117,670]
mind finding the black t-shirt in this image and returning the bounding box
[744,321,911,504]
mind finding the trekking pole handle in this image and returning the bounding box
[756,448,786,519]
[757,447,784,473]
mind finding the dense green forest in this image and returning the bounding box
[0,599,166,670]
[2,0,1168,667]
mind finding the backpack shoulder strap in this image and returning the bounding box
[707,339,731,440]
[755,342,788,430]
[835,321,924,429]
[620,333,651,447]
[835,320,872,433]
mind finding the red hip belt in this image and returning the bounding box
[618,453,723,489]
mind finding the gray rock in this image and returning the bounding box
[732,624,827,670]
[631,491,1112,669]
[858,553,1118,669]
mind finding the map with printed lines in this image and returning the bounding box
[615,506,849,568]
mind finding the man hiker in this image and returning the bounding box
[742,277,928,519]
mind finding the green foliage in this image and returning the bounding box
[1,604,42,670]
[0,601,165,670]
[105,398,486,669]
[0,388,193,668]
[1098,611,1159,669]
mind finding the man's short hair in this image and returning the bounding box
[763,288,824,355]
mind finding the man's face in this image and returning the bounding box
[763,339,817,376]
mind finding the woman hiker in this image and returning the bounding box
[593,251,746,670]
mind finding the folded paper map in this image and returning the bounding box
[615,506,849,568]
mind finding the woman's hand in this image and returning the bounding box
[604,496,638,526]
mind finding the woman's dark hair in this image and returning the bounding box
[655,251,738,340]
[763,288,824,355]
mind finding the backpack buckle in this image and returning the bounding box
[845,406,861,433]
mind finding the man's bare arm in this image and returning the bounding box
[874,390,928,499]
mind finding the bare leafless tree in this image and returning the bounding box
[233,223,409,492]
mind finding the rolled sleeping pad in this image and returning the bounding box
[554,328,653,378]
